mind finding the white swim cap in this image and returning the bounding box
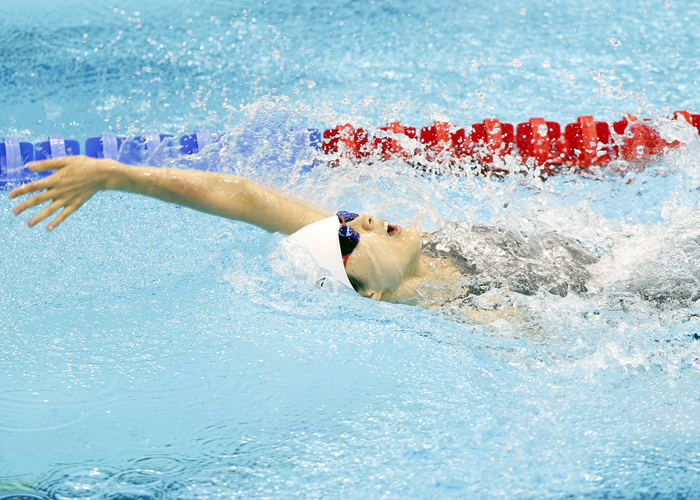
[287,215,355,291]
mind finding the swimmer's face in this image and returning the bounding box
[344,213,422,299]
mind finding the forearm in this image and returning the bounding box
[109,162,329,234]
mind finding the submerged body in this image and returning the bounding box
[423,223,599,298]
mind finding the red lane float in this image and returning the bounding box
[563,116,612,168]
[468,119,514,176]
[322,124,369,159]
[419,121,452,161]
[675,110,700,135]
[372,122,417,160]
[471,119,515,162]
[612,115,667,162]
[516,118,560,173]
[321,111,699,176]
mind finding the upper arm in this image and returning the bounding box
[115,163,331,235]
[228,177,331,235]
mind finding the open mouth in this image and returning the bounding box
[387,223,402,237]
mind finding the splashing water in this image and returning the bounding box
[5,97,700,498]
[3,0,700,498]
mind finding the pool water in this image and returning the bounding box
[2,0,700,499]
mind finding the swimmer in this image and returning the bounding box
[9,156,597,321]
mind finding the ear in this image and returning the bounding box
[361,289,383,301]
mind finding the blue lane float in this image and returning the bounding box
[85,133,123,160]
[35,135,81,161]
[144,130,168,152]
[121,132,175,166]
[0,127,323,189]
[180,129,213,155]
[1,137,39,186]
[0,137,34,169]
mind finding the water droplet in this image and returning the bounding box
[537,124,548,137]
[520,8,527,15]
[636,145,646,155]
[512,58,522,68]
[542,60,551,69]
[271,50,280,60]
[608,38,621,47]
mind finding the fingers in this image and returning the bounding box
[12,190,54,215]
[45,203,82,231]
[9,177,52,199]
[16,190,87,230]
[28,199,65,227]
[27,158,72,172]
[8,158,78,198]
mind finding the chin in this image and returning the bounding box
[403,224,421,240]
[401,230,423,264]
[405,226,422,247]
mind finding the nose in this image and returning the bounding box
[359,213,374,231]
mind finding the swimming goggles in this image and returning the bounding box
[337,211,360,266]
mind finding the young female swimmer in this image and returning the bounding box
[9,156,452,299]
[10,156,596,320]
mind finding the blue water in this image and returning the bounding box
[2,1,700,499]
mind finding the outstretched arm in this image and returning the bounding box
[10,156,330,234]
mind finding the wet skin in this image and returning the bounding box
[8,157,514,321]
[343,213,426,300]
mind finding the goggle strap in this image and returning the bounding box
[337,211,360,268]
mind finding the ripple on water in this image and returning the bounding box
[101,492,160,500]
[0,375,125,433]
[0,492,52,500]
[116,455,191,487]
[40,464,120,500]
[33,456,195,500]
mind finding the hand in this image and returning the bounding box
[10,156,116,230]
